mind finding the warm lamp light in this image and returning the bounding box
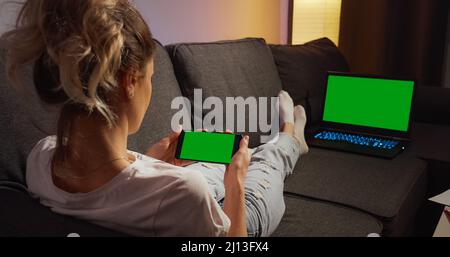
[291,0,342,45]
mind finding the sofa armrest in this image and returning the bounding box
[413,86,450,126]
[0,182,127,237]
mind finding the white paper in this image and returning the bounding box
[429,189,450,206]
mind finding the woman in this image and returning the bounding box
[1,0,309,236]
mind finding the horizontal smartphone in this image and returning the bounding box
[175,130,242,164]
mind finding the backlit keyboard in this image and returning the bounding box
[314,131,399,150]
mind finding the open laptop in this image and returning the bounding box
[306,72,415,159]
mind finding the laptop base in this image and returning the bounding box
[306,130,407,159]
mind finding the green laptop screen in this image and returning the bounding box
[323,75,414,132]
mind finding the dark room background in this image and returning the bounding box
[338,0,450,88]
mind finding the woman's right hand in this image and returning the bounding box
[223,135,250,237]
[224,135,250,192]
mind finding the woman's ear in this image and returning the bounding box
[118,70,137,100]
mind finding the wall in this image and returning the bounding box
[0,0,19,35]
[135,0,288,44]
[0,0,289,45]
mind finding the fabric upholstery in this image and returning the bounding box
[413,86,450,126]
[381,168,427,236]
[128,41,187,153]
[270,38,349,126]
[0,49,58,184]
[167,38,283,147]
[0,184,124,236]
[272,195,383,237]
[284,148,427,219]
[407,122,450,163]
[0,36,435,237]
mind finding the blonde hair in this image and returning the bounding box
[1,0,155,164]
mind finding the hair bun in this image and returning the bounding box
[2,0,155,127]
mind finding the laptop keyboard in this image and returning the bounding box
[314,131,399,150]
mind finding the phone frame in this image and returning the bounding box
[175,130,243,165]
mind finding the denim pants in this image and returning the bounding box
[186,133,301,237]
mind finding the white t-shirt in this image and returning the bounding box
[26,136,230,236]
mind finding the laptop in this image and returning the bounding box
[306,72,415,159]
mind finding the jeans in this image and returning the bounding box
[186,133,301,237]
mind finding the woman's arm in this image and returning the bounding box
[223,183,247,236]
[223,136,250,237]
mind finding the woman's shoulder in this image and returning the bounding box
[27,135,56,171]
[26,136,58,197]
[31,135,57,153]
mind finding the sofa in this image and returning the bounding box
[1,37,449,237]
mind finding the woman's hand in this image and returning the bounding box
[224,135,250,237]
[224,135,250,191]
[145,127,195,167]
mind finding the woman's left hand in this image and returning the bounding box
[145,127,195,167]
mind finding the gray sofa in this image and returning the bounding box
[0,37,448,237]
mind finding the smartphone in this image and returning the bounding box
[175,131,243,164]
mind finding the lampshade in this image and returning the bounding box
[291,0,342,45]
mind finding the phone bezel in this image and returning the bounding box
[175,130,243,165]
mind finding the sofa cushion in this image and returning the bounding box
[284,148,427,235]
[407,122,450,163]
[413,86,450,126]
[128,41,188,153]
[0,182,125,236]
[0,41,183,184]
[167,38,283,147]
[270,38,349,126]
[272,195,383,237]
[0,49,56,184]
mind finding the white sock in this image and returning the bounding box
[294,105,309,155]
[278,90,294,126]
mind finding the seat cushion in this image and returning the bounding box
[0,183,125,236]
[0,40,183,184]
[284,148,427,235]
[166,38,283,147]
[270,38,349,126]
[272,195,383,237]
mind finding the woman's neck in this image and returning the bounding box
[69,113,129,163]
[51,112,133,193]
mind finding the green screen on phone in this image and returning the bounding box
[323,75,414,132]
[179,131,236,164]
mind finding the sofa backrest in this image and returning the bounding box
[0,49,57,184]
[0,36,350,183]
[166,38,282,147]
[270,38,350,126]
[128,41,188,153]
[0,41,185,185]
